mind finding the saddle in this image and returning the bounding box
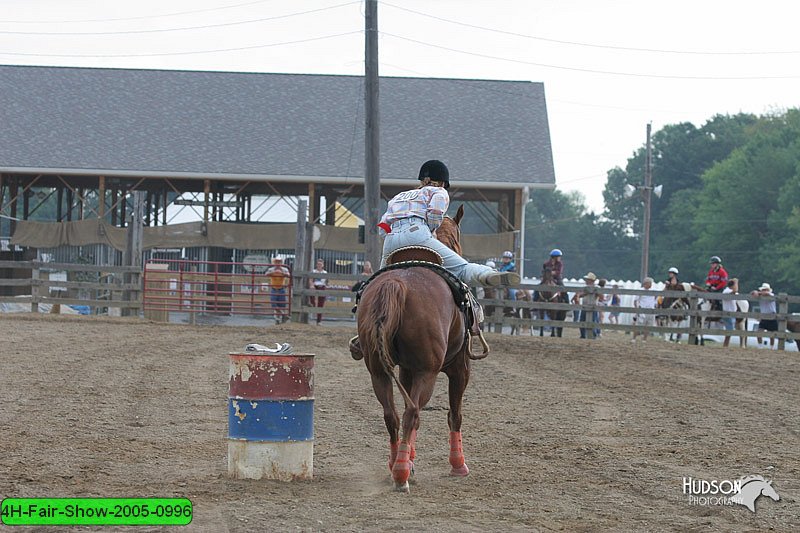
[350,250,489,359]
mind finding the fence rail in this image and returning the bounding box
[0,260,142,314]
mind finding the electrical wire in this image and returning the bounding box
[0,0,276,24]
[381,1,800,57]
[0,30,362,58]
[0,1,360,36]
[381,32,800,81]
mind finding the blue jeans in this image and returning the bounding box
[579,310,599,339]
[380,219,492,286]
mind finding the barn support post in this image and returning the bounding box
[777,293,788,351]
[9,178,18,234]
[98,176,106,218]
[203,179,210,223]
[292,199,309,324]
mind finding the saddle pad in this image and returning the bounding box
[386,246,443,266]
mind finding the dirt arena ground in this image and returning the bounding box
[0,313,797,532]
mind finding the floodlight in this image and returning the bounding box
[623,184,637,198]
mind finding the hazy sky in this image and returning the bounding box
[2,0,799,213]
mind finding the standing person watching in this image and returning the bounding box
[632,277,657,343]
[265,257,290,325]
[310,258,328,325]
[750,282,777,349]
[721,278,739,348]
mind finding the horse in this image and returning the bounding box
[532,269,568,337]
[510,289,534,336]
[691,284,749,346]
[658,282,691,342]
[732,475,780,512]
[353,206,480,492]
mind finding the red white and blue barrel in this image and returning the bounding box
[227,352,315,480]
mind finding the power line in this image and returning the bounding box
[0,30,362,58]
[381,2,800,57]
[381,32,800,81]
[0,2,360,36]
[0,0,276,24]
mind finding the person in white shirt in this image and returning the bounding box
[750,282,777,348]
[632,277,657,343]
[310,259,328,325]
[721,278,738,347]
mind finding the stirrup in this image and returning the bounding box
[349,335,363,360]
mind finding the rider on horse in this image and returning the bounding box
[705,256,729,311]
[541,249,564,285]
[665,266,681,288]
[377,160,520,288]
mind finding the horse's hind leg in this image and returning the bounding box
[392,372,436,491]
[370,372,400,473]
[445,360,471,477]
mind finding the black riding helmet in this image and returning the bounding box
[418,160,450,190]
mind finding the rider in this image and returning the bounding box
[705,256,729,292]
[705,256,729,312]
[665,267,681,288]
[541,249,564,284]
[377,160,519,288]
[499,251,517,300]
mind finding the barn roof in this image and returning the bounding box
[0,64,555,189]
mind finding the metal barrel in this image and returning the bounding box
[227,352,315,480]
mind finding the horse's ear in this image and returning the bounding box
[454,204,464,225]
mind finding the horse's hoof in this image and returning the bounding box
[394,481,410,493]
[450,463,470,477]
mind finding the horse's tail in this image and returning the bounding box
[361,279,415,409]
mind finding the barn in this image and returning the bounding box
[0,64,555,275]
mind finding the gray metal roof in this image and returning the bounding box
[0,65,555,187]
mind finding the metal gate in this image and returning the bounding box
[142,259,292,317]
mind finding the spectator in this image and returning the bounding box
[608,284,621,325]
[572,272,599,339]
[310,258,327,325]
[542,249,564,285]
[362,261,374,276]
[265,257,290,325]
[750,282,777,349]
[632,277,658,343]
[721,278,739,348]
[596,278,608,336]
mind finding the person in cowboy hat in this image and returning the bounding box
[571,272,599,339]
[377,159,519,288]
[750,282,777,348]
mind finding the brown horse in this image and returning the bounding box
[659,282,690,342]
[355,206,475,492]
[532,268,568,337]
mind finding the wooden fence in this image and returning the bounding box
[3,263,798,351]
[292,272,800,350]
[0,260,142,314]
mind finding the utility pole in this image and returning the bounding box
[641,123,653,282]
[364,0,381,268]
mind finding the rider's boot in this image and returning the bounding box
[479,271,520,287]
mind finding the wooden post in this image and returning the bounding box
[777,293,788,351]
[292,199,309,324]
[203,180,211,223]
[688,294,699,345]
[98,176,106,218]
[123,191,145,317]
[30,262,40,313]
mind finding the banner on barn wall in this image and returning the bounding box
[11,219,515,258]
